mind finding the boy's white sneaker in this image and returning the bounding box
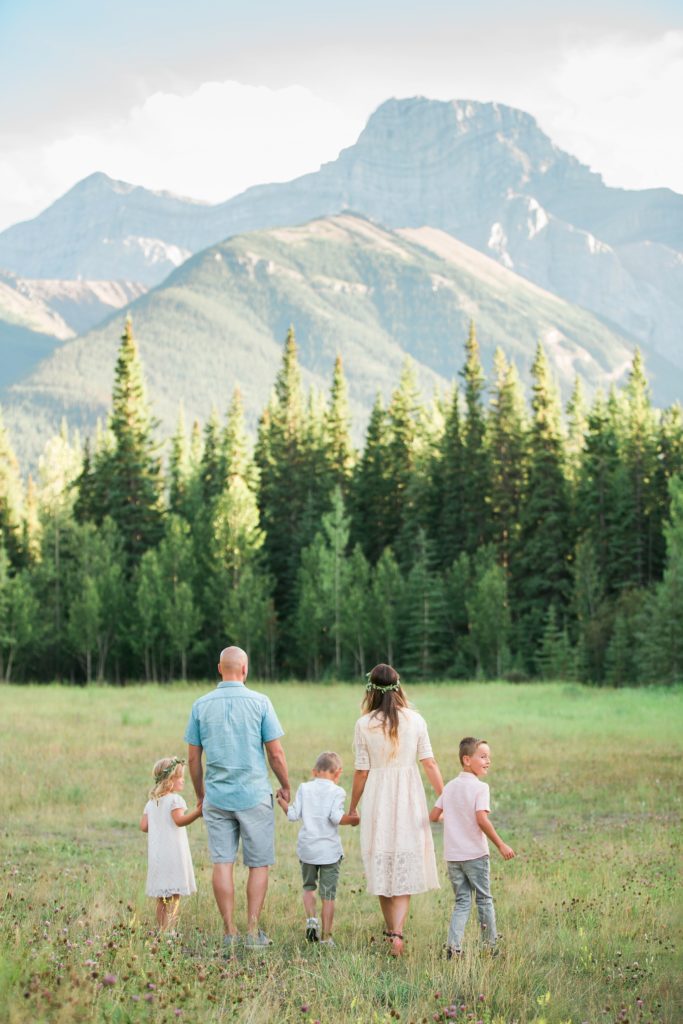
[305,917,320,942]
[319,936,336,947]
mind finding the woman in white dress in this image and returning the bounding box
[349,664,443,955]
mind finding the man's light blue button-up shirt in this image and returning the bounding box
[184,681,284,811]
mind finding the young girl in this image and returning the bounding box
[140,756,202,930]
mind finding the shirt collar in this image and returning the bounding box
[217,680,245,689]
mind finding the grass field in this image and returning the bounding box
[1,682,681,1024]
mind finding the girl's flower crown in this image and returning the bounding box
[365,672,401,693]
[154,757,185,782]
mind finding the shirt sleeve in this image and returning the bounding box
[287,785,303,822]
[142,800,152,816]
[416,715,434,760]
[328,788,346,827]
[184,705,201,746]
[354,719,370,770]
[169,794,187,811]
[434,793,444,809]
[474,783,491,813]
[261,698,285,743]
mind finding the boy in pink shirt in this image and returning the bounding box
[430,737,515,957]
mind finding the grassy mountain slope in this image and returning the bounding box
[3,214,675,469]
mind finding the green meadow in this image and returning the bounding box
[1,683,681,1024]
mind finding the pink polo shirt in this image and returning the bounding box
[435,771,490,861]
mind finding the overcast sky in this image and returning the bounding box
[0,0,681,231]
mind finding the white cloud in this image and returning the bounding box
[0,81,365,231]
[522,31,683,192]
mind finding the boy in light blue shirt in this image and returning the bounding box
[277,751,359,945]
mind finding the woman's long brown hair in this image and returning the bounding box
[362,664,408,745]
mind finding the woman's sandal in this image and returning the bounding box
[387,931,405,957]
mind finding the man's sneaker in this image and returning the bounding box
[319,936,336,947]
[445,946,462,960]
[222,933,240,954]
[305,917,320,942]
[244,929,273,948]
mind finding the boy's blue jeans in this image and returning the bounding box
[446,856,498,951]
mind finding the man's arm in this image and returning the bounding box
[475,809,515,860]
[187,743,204,802]
[265,738,290,804]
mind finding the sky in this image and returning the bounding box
[0,0,681,231]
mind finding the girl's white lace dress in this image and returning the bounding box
[354,708,439,896]
[144,793,197,897]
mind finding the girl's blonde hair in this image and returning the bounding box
[149,756,185,800]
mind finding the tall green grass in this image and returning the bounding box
[1,682,681,1023]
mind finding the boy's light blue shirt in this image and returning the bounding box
[184,681,284,811]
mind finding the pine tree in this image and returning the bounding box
[369,547,404,666]
[459,322,492,552]
[0,408,24,567]
[168,403,190,515]
[489,349,528,572]
[325,356,354,493]
[620,351,660,587]
[385,361,425,562]
[401,530,449,677]
[350,393,393,563]
[535,605,575,681]
[637,475,683,683]
[576,391,624,594]
[255,327,309,627]
[513,343,573,664]
[340,544,372,676]
[95,319,163,564]
[430,386,465,569]
[467,557,510,679]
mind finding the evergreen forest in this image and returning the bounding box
[1,318,682,685]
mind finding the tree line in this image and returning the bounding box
[1,318,682,684]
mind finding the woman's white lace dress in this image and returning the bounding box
[354,708,439,897]
[144,793,197,897]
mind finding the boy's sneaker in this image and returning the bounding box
[305,917,320,942]
[319,936,336,947]
[244,929,273,948]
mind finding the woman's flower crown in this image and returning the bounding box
[365,672,401,693]
[154,757,185,782]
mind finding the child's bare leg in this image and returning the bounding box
[156,895,180,930]
[302,889,317,919]
[321,898,335,938]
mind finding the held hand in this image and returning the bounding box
[348,810,360,827]
[276,793,289,813]
[498,843,515,860]
[276,787,291,805]
[196,799,203,817]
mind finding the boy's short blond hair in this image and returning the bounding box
[314,751,342,773]
[459,737,487,764]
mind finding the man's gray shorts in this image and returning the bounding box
[203,797,275,867]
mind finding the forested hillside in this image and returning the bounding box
[1,318,682,684]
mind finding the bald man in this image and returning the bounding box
[184,646,290,949]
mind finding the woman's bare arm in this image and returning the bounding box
[349,769,369,813]
[420,756,444,797]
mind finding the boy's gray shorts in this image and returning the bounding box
[203,797,275,866]
[300,858,342,900]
